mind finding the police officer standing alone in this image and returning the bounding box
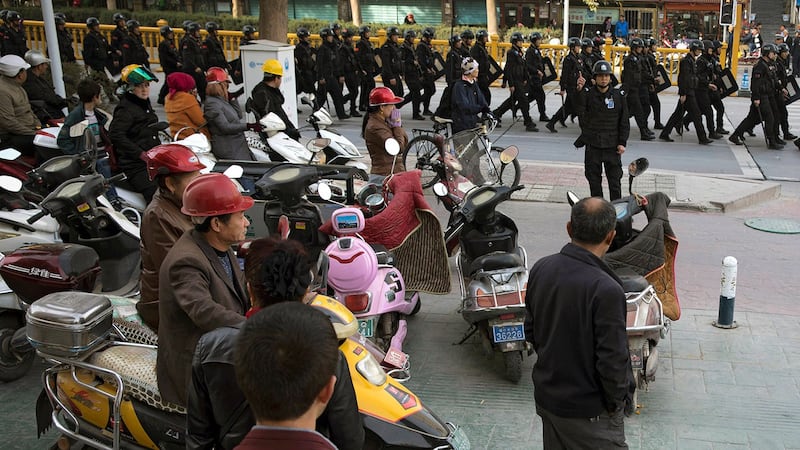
[575,61,630,201]
[525,32,549,121]
[356,26,376,112]
[416,28,437,116]
[729,44,783,148]
[659,40,712,145]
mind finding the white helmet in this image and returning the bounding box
[0,54,30,77]
[24,50,50,67]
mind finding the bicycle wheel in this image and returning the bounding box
[480,146,521,187]
[402,135,442,188]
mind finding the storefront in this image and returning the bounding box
[662,1,723,41]
[499,0,558,28]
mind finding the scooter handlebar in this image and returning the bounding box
[27,210,47,224]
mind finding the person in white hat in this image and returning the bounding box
[23,50,68,125]
[0,54,41,161]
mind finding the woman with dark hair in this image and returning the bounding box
[186,237,364,450]
[362,86,408,181]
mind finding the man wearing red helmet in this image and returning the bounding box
[157,173,252,407]
[137,144,205,330]
[362,86,408,179]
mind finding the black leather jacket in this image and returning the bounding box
[186,325,364,450]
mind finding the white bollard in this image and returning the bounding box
[713,256,738,329]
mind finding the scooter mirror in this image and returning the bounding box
[317,182,333,201]
[566,191,580,206]
[223,164,244,179]
[0,148,22,161]
[628,157,649,177]
[307,138,331,152]
[385,138,401,156]
[0,175,23,193]
[499,145,519,164]
[432,182,448,197]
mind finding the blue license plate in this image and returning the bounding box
[358,318,375,338]
[492,324,525,343]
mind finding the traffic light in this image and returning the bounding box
[720,0,736,26]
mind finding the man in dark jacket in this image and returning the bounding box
[82,17,118,104]
[54,16,81,98]
[525,32,549,121]
[621,38,654,140]
[575,60,629,200]
[729,44,783,148]
[416,27,437,115]
[659,40,712,145]
[202,22,230,71]
[186,238,363,450]
[317,28,349,120]
[1,11,27,58]
[493,33,537,132]
[181,22,207,101]
[525,196,634,448]
[339,29,362,118]
[157,26,181,105]
[355,26,377,111]
[470,29,492,106]
[380,27,404,98]
[399,30,423,120]
[109,13,127,75]
[122,20,150,68]
[546,37,583,132]
[23,51,67,124]
[294,27,317,100]
[251,59,300,140]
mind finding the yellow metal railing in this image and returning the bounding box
[25,22,728,87]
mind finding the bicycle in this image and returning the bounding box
[404,115,521,190]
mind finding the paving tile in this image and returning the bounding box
[672,369,706,393]
[678,424,749,445]
[638,421,677,450]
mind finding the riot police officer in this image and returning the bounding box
[645,39,664,129]
[122,20,149,68]
[525,32,549,121]
[109,13,127,75]
[493,32,537,132]
[203,22,229,71]
[181,22,206,101]
[575,60,630,201]
[660,40,712,145]
[55,14,81,98]
[776,43,796,140]
[157,26,181,105]
[356,26,376,112]
[241,25,256,46]
[1,11,27,57]
[82,17,117,104]
[579,38,596,79]
[470,29,492,105]
[729,44,783,149]
[434,34,464,118]
[417,27,437,115]
[340,29,362,117]
[317,28,349,120]
[399,30,424,120]
[693,40,722,139]
[460,29,475,57]
[381,27,404,98]
[622,38,654,140]
[546,37,582,132]
[294,27,317,101]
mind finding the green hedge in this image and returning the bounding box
[15,6,560,41]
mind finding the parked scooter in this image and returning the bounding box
[435,177,530,382]
[300,95,369,170]
[29,291,470,450]
[567,158,674,408]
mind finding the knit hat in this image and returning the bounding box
[0,54,30,77]
[167,72,196,100]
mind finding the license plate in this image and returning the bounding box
[492,324,525,343]
[358,318,375,338]
[630,348,643,370]
[448,425,471,450]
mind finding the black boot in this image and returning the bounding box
[716,127,729,135]
[784,132,797,140]
[728,134,744,145]
[795,137,800,150]
[768,139,785,150]
[350,108,362,118]
[640,128,654,141]
[653,122,664,130]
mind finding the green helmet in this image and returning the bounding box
[121,64,158,88]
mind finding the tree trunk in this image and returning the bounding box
[106,0,117,11]
[337,0,352,22]
[350,0,361,26]
[260,0,288,42]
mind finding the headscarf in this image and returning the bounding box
[167,72,196,100]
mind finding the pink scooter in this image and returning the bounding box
[323,206,420,370]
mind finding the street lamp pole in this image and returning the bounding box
[563,0,570,41]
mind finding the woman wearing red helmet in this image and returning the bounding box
[362,86,408,179]
[137,143,205,330]
[203,67,255,161]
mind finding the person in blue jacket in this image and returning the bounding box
[614,15,628,43]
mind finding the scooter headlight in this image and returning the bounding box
[356,352,387,386]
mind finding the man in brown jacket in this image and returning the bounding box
[137,144,205,330]
[157,173,253,407]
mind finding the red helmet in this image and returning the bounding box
[368,87,403,107]
[141,144,206,181]
[205,67,230,84]
[181,173,255,217]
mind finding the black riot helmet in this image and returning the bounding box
[404,29,417,40]
[112,13,127,24]
[296,27,309,39]
[449,34,461,46]
[476,30,489,41]
[206,21,219,33]
[461,29,475,41]
[186,22,201,35]
[778,43,790,53]
[581,38,594,48]
[243,25,256,36]
[761,43,778,55]
[422,27,435,39]
[342,29,354,39]
[529,32,542,42]
[702,40,714,53]
[387,26,400,37]
[86,17,100,28]
[630,38,644,49]
[593,60,613,75]
[688,40,705,52]
[510,32,524,45]
[160,26,173,38]
[567,37,582,48]
[359,25,371,37]
[126,19,140,30]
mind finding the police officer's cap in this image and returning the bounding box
[593,60,613,76]
[688,40,704,52]
[567,37,582,48]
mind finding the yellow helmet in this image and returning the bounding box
[262,59,283,76]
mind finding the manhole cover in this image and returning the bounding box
[744,218,800,234]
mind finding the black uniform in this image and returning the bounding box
[547,51,582,130]
[340,40,361,115]
[110,26,127,75]
[157,37,181,104]
[661,53,708,143]
[575,83,630,200]
[202,35,229,70]
[121,32,150,68]
[251,82,300,140]
[295,40,317,96]
[646,51,663,127]
[355,36,376,111]
[434,47,463,119]
[416,39,437,114]
[57,28,76,63]
[621,51,649,137]
[709,53,726,134]
[776,55,792,139]
[494,43,533,126]
[380,39,403,97]
[732,57,780,146]
[400,40,422,116]
[181,35,207,101]
[1,24,27,57]
[470,40,492,105]
[317,40,348,119]
[525,43,548,119]
[82,29,118,102]
[693,53,716,137]
[638,52,653,125]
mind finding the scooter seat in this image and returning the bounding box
[89,345,186,415]
[616,268,650,293]
[468,252,524,276]
[370,243,395,265]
